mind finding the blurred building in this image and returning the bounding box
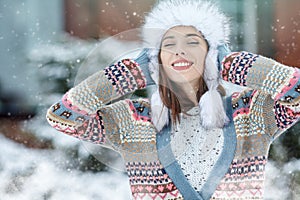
[64,0,155,40]
[64,0,300,66]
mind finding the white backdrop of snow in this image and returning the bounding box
[0,134,131,200]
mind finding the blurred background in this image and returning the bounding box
[0,0,299,199]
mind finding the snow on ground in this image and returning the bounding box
[264,159,300,200]
[0,134,131,200]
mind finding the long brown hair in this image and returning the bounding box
[158,49,208,125]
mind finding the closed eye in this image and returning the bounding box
[163,43,175,47]
[187,41,200,45]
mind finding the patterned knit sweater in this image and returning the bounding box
[46,51,300,200]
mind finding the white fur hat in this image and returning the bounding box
[142,0,230,131]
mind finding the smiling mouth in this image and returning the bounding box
[171,60,194,71]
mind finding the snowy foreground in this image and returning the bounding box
[0,133,131,200]
[0,132,299,200]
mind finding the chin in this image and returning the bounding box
[170,76,199,84]
[164,68,201,84]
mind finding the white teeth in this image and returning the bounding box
[173,62,191,67]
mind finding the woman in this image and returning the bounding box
[46,0,300,199]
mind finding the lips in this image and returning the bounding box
[171,59,194,71]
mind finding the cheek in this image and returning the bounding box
[160,50,174,65]
[192,51,206,69]
[191,48,206,61]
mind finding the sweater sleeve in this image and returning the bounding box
[221,51,300,138]
[46,58,147,146]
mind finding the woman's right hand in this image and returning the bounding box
[217,44,231,71]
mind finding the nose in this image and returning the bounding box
[175,43,186,56]
[175,51,185,56]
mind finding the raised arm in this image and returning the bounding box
[221,51,300,138]
[46,56,148,144]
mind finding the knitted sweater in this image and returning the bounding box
[46,51,300,200]
[170,106,224,192]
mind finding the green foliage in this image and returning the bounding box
[269,120,300,163]
[60,145,108,173]
[78,155,108,172]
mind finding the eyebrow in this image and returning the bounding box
[161,36,175,42]
[185,33,203,39]
[162,33,203,42]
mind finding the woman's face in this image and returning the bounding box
[160,26,208,84]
